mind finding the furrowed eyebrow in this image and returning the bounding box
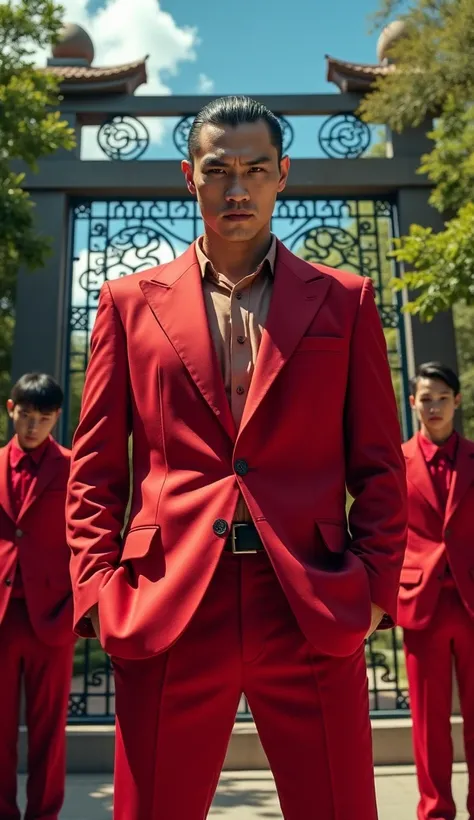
[243,155,272,166]
[201,154,273,169]
[201,156,229,169]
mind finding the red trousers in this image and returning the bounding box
[0,599,74,820]
[404,586,474,820]
[111,551,377,820]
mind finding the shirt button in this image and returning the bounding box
[236,386,245,395]
[5,579,12,587]
[15,529,23,538]
[213,519,228,537]
[237,336,245,345]
[445,529,451,538]
[235,459,249,477]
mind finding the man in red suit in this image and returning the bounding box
[0,373,74,820]
[398,361,474,820]
[67,96,407,820]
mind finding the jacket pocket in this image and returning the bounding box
[399,567,423,587]
[120,526,160,562]
[315,521,348,553]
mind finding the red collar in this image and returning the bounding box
[418,431,458,465]
[9,435,51,469]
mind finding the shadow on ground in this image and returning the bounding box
[210,773,281,817]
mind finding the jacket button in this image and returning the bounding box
[5,579,12,587]
[213,519,228,537]
[235,459,249,477]
[445,529,451,538]
[15,529,23,538]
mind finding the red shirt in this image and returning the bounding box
[8,436,51,597]
[418,431,458,508]
[418,431,458,584]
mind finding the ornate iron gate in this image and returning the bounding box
[66,195,411,442]
[66,193,411,723]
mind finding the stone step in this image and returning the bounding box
[17,717,466,774]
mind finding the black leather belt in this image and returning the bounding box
[224,523,265,554]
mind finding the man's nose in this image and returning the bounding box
[225,177,250,202]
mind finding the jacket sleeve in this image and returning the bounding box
[67,282,132,637]
[344,277,407,626]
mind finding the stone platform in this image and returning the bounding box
[17,765,469,819]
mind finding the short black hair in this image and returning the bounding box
[188,95,283,162]
[10,373,64,412]
[410,362,461,397]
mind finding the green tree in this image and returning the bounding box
[359,0,474,322]
[453,304,474,438]
[0,0,74,442]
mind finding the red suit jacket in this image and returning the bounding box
[67,241,407,660]
[398,433,474,630]
[0,438,73,646]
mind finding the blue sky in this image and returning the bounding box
[87,0,386,96]
[71,0,398,160]
[45,0,409,160]
[158,0,384,96]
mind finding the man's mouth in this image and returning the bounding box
[222,212,253,222]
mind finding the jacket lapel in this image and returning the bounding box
[139,245,236,441]
[405,435,444,520]
[0,444,15,522]
[17,440,63,523]
[445,437,474,525]
[238,243,332,436]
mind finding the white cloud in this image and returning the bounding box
[197,73,215,93]
[35,0,199,158]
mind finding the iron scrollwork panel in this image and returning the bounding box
[318,114,372,159]
[93,112,370,161]
[172,113,294,159]
[69,640,115,723]
[97,115,150,161]
[366,628,409,713]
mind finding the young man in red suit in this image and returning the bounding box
[67,96,407,820]
[398,361,474,820]
[0,373,74,820]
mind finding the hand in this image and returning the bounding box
[365,603,384,639]
[88,604,101,643]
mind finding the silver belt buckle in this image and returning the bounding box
[231,523,258,554]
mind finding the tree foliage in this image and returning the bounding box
[0,0,74,442]
[359,0,474,321]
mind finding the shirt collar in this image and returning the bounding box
[418,431,459,465]
[9,435,51,469]
[195,234,277,282]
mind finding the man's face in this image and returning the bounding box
[182,120,290,241]
[410,377,461,439]
[7,401,60,450]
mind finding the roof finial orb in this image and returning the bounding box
[51,22,95,66]
[377,20,407,64]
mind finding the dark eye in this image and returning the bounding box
[249,167,265,173]
[207,168,225,175]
